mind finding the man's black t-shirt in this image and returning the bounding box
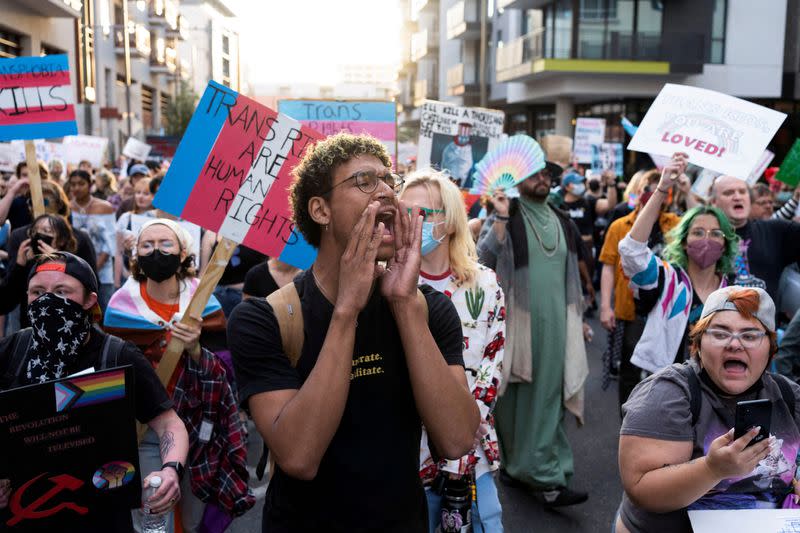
[733,219,800,299]
[242,262,279,298]
[229,270,464,533]
[0,327,173,532]
[562,196,596,238]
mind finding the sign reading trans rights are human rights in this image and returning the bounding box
[154,81,324,269]
[628,84,786,176]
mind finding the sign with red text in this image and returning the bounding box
[0,55,77,141]
[628,84,786,176]
[153,81,324,270]
[0,367,140,531]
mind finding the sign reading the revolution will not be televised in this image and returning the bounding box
[628,83,786,176]
[154,81,324,269]
[278,99,397,165]
[0,367,140,530]
[0,55,78,141]
[417,100,505,188]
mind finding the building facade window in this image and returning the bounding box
[0,26,23,59]
[142,85,154,131]
[711,0,727,64]
[40,44,65,56]
[160,92,170,128]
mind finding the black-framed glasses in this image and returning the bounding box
[323,169,404,195]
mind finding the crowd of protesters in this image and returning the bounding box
[1,133,800,533]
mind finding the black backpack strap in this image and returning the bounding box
[677,363,702,426]
[2,328,33,389]
[772,373,797,418]
[100,334,126,370]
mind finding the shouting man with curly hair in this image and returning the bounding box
[228,133,479,532]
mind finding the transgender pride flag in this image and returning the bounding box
[0,55,77,141]
[154,81,324,269]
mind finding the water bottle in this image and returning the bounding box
[438,478,472,532]
[142,476,167,533]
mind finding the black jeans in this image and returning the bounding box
[618,316,647,416]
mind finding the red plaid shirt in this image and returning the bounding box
[172,349,255,517]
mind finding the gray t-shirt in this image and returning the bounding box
[619,361,800,533]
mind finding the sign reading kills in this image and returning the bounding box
[154,81,324,269]
[0,55,77,141]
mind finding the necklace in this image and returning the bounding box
[520,205,560,257]
[312,268,335,303]
[74,196,93,214]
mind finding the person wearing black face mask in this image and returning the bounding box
[0,252,189,532]
[103,219,253,531]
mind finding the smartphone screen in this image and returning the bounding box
[734,399,771,447]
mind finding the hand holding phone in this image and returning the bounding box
[734,398,771,447]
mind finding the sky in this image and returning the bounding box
[236,0,403,88]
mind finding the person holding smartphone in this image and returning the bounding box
[616,286,800,533]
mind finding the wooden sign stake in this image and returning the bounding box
[24,141,45,218]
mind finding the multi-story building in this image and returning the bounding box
[396,0,441,125]
[179,0,240,96]
[399,0,800,162]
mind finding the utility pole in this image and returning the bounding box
[123,0,132,137]
[479,0,487,107]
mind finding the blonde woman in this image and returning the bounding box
[400,170,506,532]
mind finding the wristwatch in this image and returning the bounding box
[162,461,185,481]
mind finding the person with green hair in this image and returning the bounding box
[618,152,739,375]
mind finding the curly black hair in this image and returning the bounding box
[289,133,391,248]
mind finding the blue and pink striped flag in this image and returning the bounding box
[0,55,77,141]
[154,81,324,269]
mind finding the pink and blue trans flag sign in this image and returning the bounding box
[154,81,324,269]
[0,54,78,141]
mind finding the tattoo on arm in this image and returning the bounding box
[661,458,697,470]
[159,430,175,460]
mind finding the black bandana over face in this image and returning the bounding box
[24,293,92,385]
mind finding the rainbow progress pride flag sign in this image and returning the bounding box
[154,81,324,269]
[0,54,78,141]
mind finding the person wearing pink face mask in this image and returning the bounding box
[617,152,740,377]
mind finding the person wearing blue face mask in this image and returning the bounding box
[400,170,506,533]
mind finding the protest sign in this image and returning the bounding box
[122,137,152,161]
[130,214,201,260]
[0,367,140,531]
[628,83,787,176]
[690,148,776,200]
[591,142,623,176]
[747,149,775,184]
[417,100,505,188]
[0,143,16,172]
[279,99,397,165]
[540,135,572,168]
[689,509,800,533]
[9,139,63,163]
[574,118,606,164]
[62,135,109,168]
[0,55,77,141]
[775,139,800,187]
[574,118,606,163]
[153,81,323,377]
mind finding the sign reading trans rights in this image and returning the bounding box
[628,84,786,176]
[154,81,324,269]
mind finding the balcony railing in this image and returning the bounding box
[411,0,437,20]
[446,0,482,40]
[114,24,151,58]
[149,0,179,28]
[411,29,438,62]
[496,29,544,76]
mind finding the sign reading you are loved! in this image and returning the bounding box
[0,55,77,141]
[154,81,323,269]
[628,83,786,176]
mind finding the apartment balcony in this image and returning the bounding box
[446,62,478,97]
[497,0,540,10]
[446,0,482,41]
[25,0,81,17]
[411,29,438,62]
[413,78,429,107]
[148,0,177,27]
[114,24,151,58]
[150,40,177,74]
[411,0,438,21]
[495,28,670,83]
[165,14,187,40]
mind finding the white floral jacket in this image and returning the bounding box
[419,264,506,482]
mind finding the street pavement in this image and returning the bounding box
[228,317,622,533]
